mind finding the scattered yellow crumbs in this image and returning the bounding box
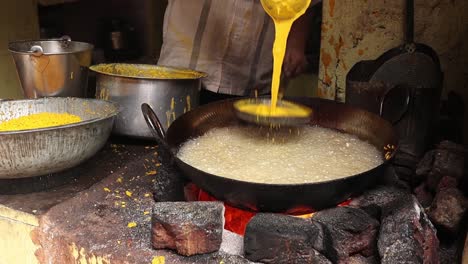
[144,193,151,197]
[125,190,133,197]
[116,177,123,183]
[127,222,137,228]
[0,112,81,132]
[156,163,162,167]
[121,205,126,208]
[152,256,165,264]
[146,170,157,176]
[103,188,111,192]
[117,240,121,245]
[144,211,150,215]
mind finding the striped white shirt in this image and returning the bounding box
[158,0,319,96]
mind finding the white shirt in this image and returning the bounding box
[158,0,320,96]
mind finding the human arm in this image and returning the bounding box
[283,4,315,78]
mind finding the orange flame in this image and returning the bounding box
[187,184,353,235]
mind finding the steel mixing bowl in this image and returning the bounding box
[0,97,119,179]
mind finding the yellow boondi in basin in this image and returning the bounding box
[90,63,206,79]
[0,112,82,132]
[235,100,311,118]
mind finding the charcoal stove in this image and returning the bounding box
[0,138,248,263]
[0,133,466,264]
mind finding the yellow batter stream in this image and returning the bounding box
[239,0,312,119]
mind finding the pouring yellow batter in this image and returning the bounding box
[235,99,311,118]
[238,0,312,119]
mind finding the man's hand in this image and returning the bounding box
[283,42,308,78]
[282,6,313,78]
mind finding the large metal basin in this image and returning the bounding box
[90,63,206,139]
[0,97,118,179]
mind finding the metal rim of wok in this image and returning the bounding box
[0,97,119,135]
[145,96,398,212]
[89,63,208,80]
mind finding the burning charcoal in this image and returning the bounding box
[415,150,436,177]
[152,166,186,202]
[432,146,464,179]
[188,251,254,264]
[437,140,466,153]
[349,185,409,219]
[151,201,224,256]
[378,195,439,264]
[380,239,423,263]
[413,183,434,208]
[436,176,459,190]
[347,254,379,264]
[244,213,332,264]
[428,187,468,235]
[313,207,380,261]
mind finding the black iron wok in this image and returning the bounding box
[141,97,398,213]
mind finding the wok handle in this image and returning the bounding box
[141,103,166,139]
[141,103,177,164]
[379,84,412,125]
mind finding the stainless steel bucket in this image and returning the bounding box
[90,63,206,139]
[8,36,94,99]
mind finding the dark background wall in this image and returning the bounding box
[38,0,167,63]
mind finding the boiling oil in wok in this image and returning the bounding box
[177,126,383,184]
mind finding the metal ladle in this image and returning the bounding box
[260,0,312,21]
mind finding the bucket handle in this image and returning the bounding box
[25,36,71,57]
[58,35,72,42]
[28,45,44,57]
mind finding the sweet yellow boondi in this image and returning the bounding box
[91,63,206,79]
[0,112,82,132]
